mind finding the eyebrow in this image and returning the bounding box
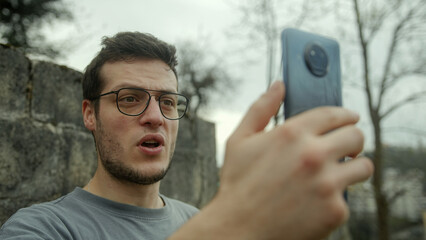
[111,83,178,94]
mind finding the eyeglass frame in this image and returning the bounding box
[91,87,189,120]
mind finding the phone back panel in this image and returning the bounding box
[281,28,342,119]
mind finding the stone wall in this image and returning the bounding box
[0,44,218,225]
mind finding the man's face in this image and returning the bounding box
[91,59,179,185]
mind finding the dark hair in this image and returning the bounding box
[82,32,178,102]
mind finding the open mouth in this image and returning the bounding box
[138,135,164,155]
[141,140,161,148]
[138,134,165,152]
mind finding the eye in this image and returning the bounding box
[119,95,141,103]
[161,99,175,107]
[123,96,136,102]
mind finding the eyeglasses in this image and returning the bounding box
[94,87,189,120]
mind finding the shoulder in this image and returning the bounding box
[0,189,87,239]
[0,197,71,239]
[4,195,68,224]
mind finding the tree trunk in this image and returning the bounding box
[371,111,389,240]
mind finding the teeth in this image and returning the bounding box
[144,140,158,144]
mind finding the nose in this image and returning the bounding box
[139,97,164,127]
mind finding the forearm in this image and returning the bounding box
[168,194,253,240]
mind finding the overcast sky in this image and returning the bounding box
[50,0,426,166]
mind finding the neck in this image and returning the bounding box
[84,168,164,209]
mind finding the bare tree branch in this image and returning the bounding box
[292,0,311,28]
[387,189,406,206]
[384,67,426,91]
[177,40,236,117]
[353,0,375,112]
[383,126,426,137]
[380,91,426,120]
[364,2,395,43]
[345,80,365,91]
[377,7,416,111]
[343,1,426,239]
[259,0,278,88]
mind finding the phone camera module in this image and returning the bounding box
[304,43,328,77]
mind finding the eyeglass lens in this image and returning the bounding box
[116,88,187,119]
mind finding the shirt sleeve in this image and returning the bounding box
[0,206,70,240]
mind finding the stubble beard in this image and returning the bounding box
[95,120,175,185]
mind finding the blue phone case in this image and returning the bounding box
[281,29,347,200]
[281,28,342,119]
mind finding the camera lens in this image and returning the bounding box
[304,43,328,77]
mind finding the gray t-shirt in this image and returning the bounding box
[0,187,199,240]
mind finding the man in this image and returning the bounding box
[0,32,373,240]
[1,32,197,239]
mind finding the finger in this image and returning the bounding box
[286,107,360,135]
[232,81,285,140]
[336,157,374,187]
[321,125,364,160]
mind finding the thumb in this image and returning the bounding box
[232,81,285,140]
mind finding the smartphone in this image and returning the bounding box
[281,28,347,200]
[281,28,342,119]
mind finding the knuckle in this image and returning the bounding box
[324,199,349,228]
[317,177,337,198]
[280,124,301,141]
[300,143,326,170]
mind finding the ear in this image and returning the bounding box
[82,100,97,131]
